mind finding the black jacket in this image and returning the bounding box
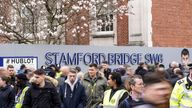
[0,85,15,108]
[22,81,61,108]
[135,68,148,79]
[103,68,111,80]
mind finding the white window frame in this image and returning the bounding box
[128,0,152,47]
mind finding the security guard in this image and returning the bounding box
[15,86,29,108]
[170,63,192,108]
[15,73,29,108]
[102,72,128,108]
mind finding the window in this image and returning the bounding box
[97,13,113,32]
[91,0,115,37]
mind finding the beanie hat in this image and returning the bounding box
[16,73,28,81]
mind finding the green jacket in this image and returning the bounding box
[81,72,107,108]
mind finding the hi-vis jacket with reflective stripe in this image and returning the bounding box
[103,89,127,108]
[15,86,29,108]
[170,77,192,108]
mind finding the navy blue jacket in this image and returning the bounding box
[119,96,147,108]
[0,85,15,108]
[59,80,87,108]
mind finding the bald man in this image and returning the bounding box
[57,66,70,88]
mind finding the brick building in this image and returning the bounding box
[1,0,192,47]
[89,0,192,47]
[152,0,192,47]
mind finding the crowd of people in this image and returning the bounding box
[0,49,192,108]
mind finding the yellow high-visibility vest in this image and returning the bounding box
[15,86,29,108]
[56,72,62,79]
[170,77,192,108]
[103,89,127,108]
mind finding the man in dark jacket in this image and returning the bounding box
[6,65,16,86]
[0,75,15,108]
[101,61,111,80]
[22,69,61,108]
[15,73,29,108]
[59,68,87,108]
[135,62,148,79]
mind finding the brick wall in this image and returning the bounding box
[116,15,129,46]
[116,0,129,46]
[65,9,90,45]
[152,0,192,47]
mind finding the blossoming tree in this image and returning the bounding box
[0,0,130,44]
